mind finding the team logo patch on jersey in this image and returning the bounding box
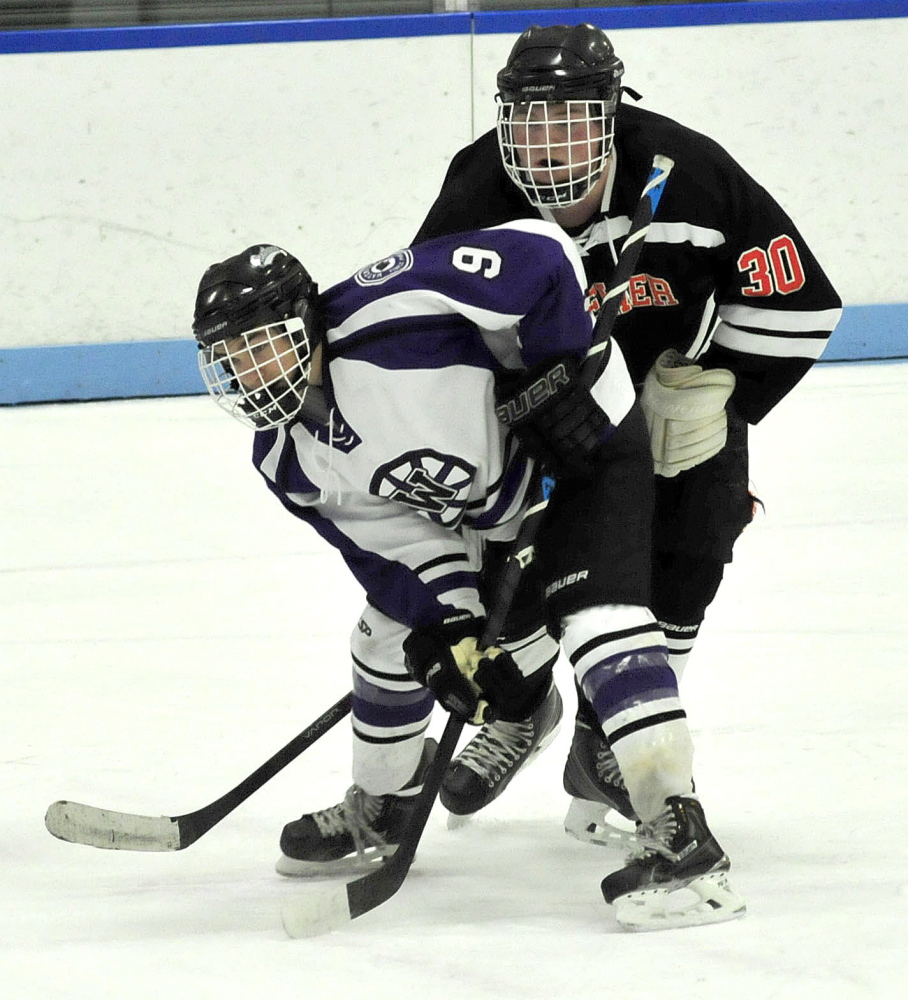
[370,449,476,527]
[354,249,414,287]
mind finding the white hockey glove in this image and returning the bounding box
[640,349,736,478]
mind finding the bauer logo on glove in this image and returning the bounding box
[640,349,736,478]
[494,354,610,480]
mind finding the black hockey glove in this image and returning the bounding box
[403,613,548,724]
[495,354,609,480]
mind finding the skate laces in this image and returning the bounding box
[312,785,389,861]
[594,744,627,790]
[458,719,535,784]
[635,804,681,861]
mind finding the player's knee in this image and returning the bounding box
[651,551,726,624]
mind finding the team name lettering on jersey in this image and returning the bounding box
[585,275,679,316]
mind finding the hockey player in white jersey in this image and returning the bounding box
[192,222,746,930]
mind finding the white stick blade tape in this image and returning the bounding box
[281,885,352,939]
[44,800,181,851]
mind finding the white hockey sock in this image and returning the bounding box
[500,625,560,678]
[658,620,701,682]
[353,733,427,797]
[610,719,695,823]
[659,622,703,684]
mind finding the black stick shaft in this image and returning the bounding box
[338,154,675,922]
[176,692,352,847]
[45,693,352,851]
[482,155,675,643]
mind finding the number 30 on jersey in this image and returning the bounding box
[737,234,806,296]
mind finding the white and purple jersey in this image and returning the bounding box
[251,219,635,630]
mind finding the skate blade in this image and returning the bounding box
[564,797,639,849]
[613,871,746,932]
[446,812,472,831]
[275,845,396,879]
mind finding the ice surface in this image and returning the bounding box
[2,360,906,999]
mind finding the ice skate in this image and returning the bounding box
[276,738,437,877]
[563,717,639,847]
[600,795,745,931]
[440,681,562,818]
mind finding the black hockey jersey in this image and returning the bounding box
[414,102,843,424]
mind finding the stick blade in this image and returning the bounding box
[44,800,182,851]
[281,884,352,939]
[280,719,460,937]
[280,831,412,937]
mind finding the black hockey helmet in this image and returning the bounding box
[496,23,624,107]
[495,25,624,209]
[193,244,318,348]
[193,245,322,429]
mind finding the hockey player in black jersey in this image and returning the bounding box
[413,22,842,845]
[192,222,745,929]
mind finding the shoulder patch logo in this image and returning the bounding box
[354,249,414,287]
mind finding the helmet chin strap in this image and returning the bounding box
[292,343,329,425]
[238,381,329,429]
[515,167,602,208]
[297,386,330,425]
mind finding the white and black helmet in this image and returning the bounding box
[193,245,320,429]
[496,24,625,208]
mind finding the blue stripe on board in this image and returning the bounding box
[1,303,905,404]
[474,1,908,34]
[822,303,908,363]
[3,2,906,55]
[0,12,470,55]
[0,339,203,404]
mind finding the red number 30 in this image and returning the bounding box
[738,235,806,296]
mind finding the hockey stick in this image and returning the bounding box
[45,692,352,851]
[281,154,675,938]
